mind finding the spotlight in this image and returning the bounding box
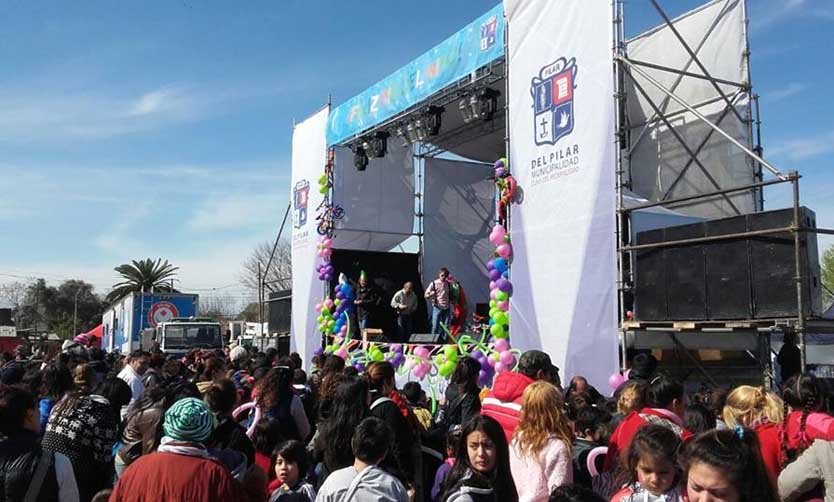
[414,118,428,141]
[365,131,389,158]
[395,125,411,147]
[459,98,474,124]
[406,122,420,143]
[424,105,444,136]
[353,145,368,172]
[476,88,500,121]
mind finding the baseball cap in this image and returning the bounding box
[518,350,560,379]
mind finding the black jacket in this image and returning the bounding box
[207,416,255,466]
[370,396,416,484]
[0,430,60,502]
[443,385,481,430]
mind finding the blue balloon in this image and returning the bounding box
[493,258,508,273]
[488,318,495,326]
[501,270,510,279]
[340,284,351,295]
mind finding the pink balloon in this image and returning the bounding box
[489,225,507,246]
[494,361,506,373]
[497,301,509,311]
[499,351,515,366]
[496,243,512,259]
[314,303,322,312]
[324,299,334,309]
[494,339,509,352]
[490,289,498,300]
[489,281,496,290]
[608,372,626,392]
[336,348,348,359]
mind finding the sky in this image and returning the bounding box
[1,0,833,307]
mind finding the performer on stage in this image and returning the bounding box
[424,267,451,340]
[354,271,380,333]
[390,282,418,342]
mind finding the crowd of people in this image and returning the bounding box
[2,337,834,502]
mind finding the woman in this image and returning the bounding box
[38,363,74,435]
[0,384,80,501]
[205,379,255,466]
[440,357,482,432]
[42,387,120,502]
[682,428,775,501]
[254,366,310,442]
[366,361,417,483]
[441,415,518,502]
[782,373,834,461]
[509,381,573,502]
[722,385,784,488]
[194,356,226,394]
[313,377,369,484]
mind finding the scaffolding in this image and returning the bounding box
[614,0,834,388]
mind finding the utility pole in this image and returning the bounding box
[73,288,80,336]
[258,262,263,327]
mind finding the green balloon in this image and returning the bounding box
[490,324,503,337]
[439,360,456,377]
[318,174,328,185]
[496,291,509,302]
[443,345,458,362]
[321,307,330,315]
[493,327,509,339]
[370,348,384,362]
[489,308,499,318]
[489,300,497,308]
[493,312,508,325]
[319,186,328,194]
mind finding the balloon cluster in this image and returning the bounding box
[487,223,512,339]
[317,172,331,195]
[409,346,433,380]
[316,274,356,341]
[317,236,333,259]
[435,345,459,378]
[494,157,517,225]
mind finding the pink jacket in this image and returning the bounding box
[509,434,573,502]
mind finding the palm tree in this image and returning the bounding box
[106,258,179,303]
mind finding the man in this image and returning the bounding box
[316,417,408,502]
[424,267,451,339]
[354,272,380,333]
[777,332,801,385]
[110,398,250,501]
[481,349,561,441]
[390,282,418,342]
[117,350,150,419]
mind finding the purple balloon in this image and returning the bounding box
[324,273,333,281]
[478,369,488,384]
[489,269,502,281]
[391,344,403,353]
[336,291,344,299]
[477,356,489,370]
[326,265,335,274]
[314,347,324,356]
[496,278,512,293]
[487,259,495,270]
[471,349,483,360]
[334,285,341,293]
[318,273,326,280]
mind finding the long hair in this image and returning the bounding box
[450,357,481,394]
[513,381,573,458]
[255,366,294,410]
[723,385,784,428]
[617,381,646,415]
[318,377,369,471]
[682,428,776,502]
[442,415,518,502]
[626,424,682,486]
[781,372,823,464]
[365,361,396,397]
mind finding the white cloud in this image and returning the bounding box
[764,82,807,103]
[751,0,834,32]
[767,130,834,162]
[188,191,288,232]
[128,86,190,116]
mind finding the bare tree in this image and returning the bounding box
[198,294,239,319]
[239,240,292,293]
[0,281,29,310]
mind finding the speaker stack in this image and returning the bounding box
[634,207,821,321]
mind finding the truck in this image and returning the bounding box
[101,293,222,354]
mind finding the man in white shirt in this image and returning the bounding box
[117,350,150,419]
[390,282,418,342]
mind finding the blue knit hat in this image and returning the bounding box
[163,398,215,443]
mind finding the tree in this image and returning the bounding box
[0,281,29,311]
[199,294,239,320]
[822,244,834,306]
[240,240,291,293]
[106,258,179,304]
[16,279,105,338]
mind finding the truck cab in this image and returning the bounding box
[150,317,223,355]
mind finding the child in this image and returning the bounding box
[440,415,518,502]
[316,417,408,502]
[683,428,774,501]
[572,407,612,489]
[403,381,432,432]
[610,425,683,502]
[510,381,574,501]
[269,440,316,502]
[431,430,459,501]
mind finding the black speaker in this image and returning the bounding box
[666,222,708,320]
[268,290,292,333]
[634,228,667,320]
[748,207,821,318]
[705,215,751,319]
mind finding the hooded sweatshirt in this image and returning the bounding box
[481,371,535,442]
[315,464,408,502]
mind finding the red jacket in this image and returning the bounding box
[785,410,834,451]
[754,422,781,491]
[481,371,535,442]
[604,408,694,472]
[110,452,246,502]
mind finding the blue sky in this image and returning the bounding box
[1,0,832,304]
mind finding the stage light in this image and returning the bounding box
[396,126,411,147]
[365,131,389,158]
[406,122,420,143]
[353,145,368,171]
[459,98,474,124]
[476,88,500,121]
[424,105,444,136]
[414,118,428,141]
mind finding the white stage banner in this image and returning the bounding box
[290,106,329,368]
[505,0,618,389]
